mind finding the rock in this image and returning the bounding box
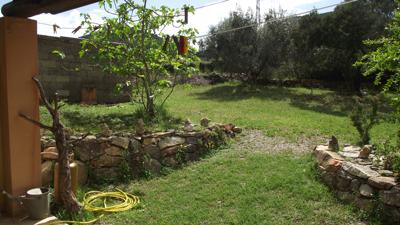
[129,139,141,153]
[91,155,123,168]
[185,152,200,161]
[380,187,400,207]
[232,126,243,133]
[41,161,54,186]
[85,135,97,140]
[320,170,336,187]
[328,136,339,152]
[186,137,200,145]
[351,179,361,193]
[336,191,354,202]
[100,123,112,137]
[183,119,194,132]
[341,162,380,179]
[355,197,374,211]
[105,146,124,157]
[161,146,180,157]
[159,137,185,149]
[143,137,157,146]
[93,168,119,178]
[135,119,145,136]
[144,158,161,175]
[359,184,374,198]
[314,146,344,172]
[359,145,372,159]
[343,145,362,152]
[144,145,161,160]
[336,170,352,191]
[368,176,396,190]
[200,118,211,127]
[111,137,130,149]
[41,147,58,161]
[340,151,360,159]
[378,170,394,177]
[75,160,88,185]
[162,157,178,168]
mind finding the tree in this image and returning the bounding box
[355,0,400,115]
[20,78,80,213]
[81,0,199,117]
[203,8,295,83]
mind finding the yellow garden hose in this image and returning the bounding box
[46,189,140,225]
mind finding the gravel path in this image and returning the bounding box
[233,129,328,155]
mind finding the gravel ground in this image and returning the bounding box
[233,129,329,155]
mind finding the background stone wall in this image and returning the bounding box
[314,145,400,224]
[38,35,130,104]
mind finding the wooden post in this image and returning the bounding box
[0,17,41,216]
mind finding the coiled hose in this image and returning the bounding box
[47,189,140,225]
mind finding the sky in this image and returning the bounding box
[0,0,343,38]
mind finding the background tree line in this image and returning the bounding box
[199,0,396,91]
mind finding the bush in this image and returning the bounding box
[350,94,380,145]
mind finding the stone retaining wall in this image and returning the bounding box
[314,145,400,224]
[40,123,241,185]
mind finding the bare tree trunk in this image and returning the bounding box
[20,77,80,213]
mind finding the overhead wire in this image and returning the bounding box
[195,0,361,39]
[36,0,232,32]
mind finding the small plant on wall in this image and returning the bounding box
[80,0,200,118]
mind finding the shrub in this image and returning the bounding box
[350,94,380,145]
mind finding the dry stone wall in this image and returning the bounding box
[40,123,241,185]
[314,144,400,224]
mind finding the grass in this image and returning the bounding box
[42,83,397,224]
[41,82,397,144]
[102,150,367,225]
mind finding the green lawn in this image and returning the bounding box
[44,83,397,224]
[42,82,396,144]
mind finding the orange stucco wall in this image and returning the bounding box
[0,17,41,216]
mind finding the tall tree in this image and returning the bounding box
[81,0,199,117]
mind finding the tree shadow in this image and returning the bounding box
[62,107,183,133]
[194,84,392,118]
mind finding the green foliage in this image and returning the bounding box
[202,0,395,88]
[81,0,200,117]
[355,0,400,166]
[350,94,380,145]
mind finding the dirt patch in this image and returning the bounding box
[233,129,327,155]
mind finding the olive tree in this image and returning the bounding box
[80,0,199,117]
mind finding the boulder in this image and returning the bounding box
[41,147,58,161]
[100,123,112,137]
[129,138,141,152]
[368,176,396,190]
[162,146,180,157]
[359,145,372,159]
[41,161,54,186]
[144,145,161,160]
[111,137,130,149]
[350,179,361,193]
[144,158,162,175]
[135,119,145,136]
[341,162,379,179]
[91,155,123,168]
[162,157,178,168]
[159,137,185,149]
[380,187,400,207]
[328,136,339,152]
[200,118,211,127]
[314,146,344,172]
[143,137,157,146]
[378,170,394,177]
[105,146,124,157]
[355,197,374,211]
[359,184,374,198]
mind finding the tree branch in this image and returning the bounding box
[32,77,55,116]
[19,113,53,131]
